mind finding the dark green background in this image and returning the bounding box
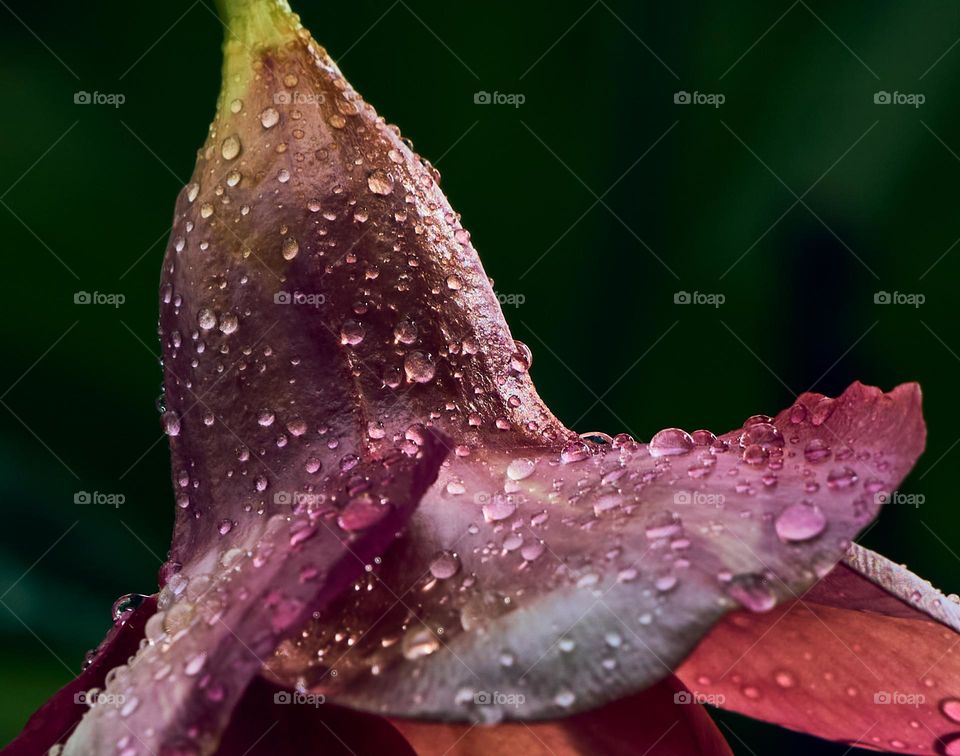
[0,1,956,753]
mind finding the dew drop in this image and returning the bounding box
[429,550,461,580]
[775,503,826,542]
[368,171,394,195]
[649,428,695,457]
[260,107,280,128]
[220,135,241,160]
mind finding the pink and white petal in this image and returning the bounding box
[268,383,926,724]
[676,544,960,755]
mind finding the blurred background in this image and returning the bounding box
[0,0,957,752]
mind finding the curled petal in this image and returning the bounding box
[269,383,928,722]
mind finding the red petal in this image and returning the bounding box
[390,676,732,755]
[677,544,960,754]
[217,678,416,756]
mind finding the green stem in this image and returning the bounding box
[215,0,299,101]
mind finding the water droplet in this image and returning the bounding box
[560,441,590,464]
[368,171,394,195]
[429,550,460,579]
[197,308,217,331]
[404,351,436,383]
[941,698,960,723]
[221,135,241,160]
[774,670,797,688]
[827,467,858,490]
[402,626,440,660]
[340,320,365,345]
[482,495,517,523]
[554,689,576,708]
[804,439,831,464]
[649,428,694,457]
[506,458,536,481]
[726,574,776,613]
[775,503,826,542]
[161,411,181,437]
[219,312,239,334]
[282,237,299,260]
[257,409,275,427]
[260,107,280,128]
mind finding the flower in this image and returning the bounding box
[6,1,952,754]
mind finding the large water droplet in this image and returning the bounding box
[775,503,826,542]
[649,428,694,457]
[221,135,241,160]
[404,351,436,383]
[429,550,461,579]
[368,171,394,195]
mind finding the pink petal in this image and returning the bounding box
[677,543,960,755]
[267,382,927,722]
